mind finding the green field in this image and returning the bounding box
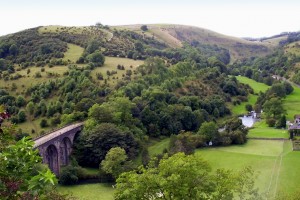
[278,150,300,194]
[63,43,84,63]
[58,183,114,200]
[236,76,270,93]
[248,120,289,139]
[197,139,300,198]
[283,86,300,120]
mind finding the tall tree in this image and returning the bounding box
[101,147,128,179]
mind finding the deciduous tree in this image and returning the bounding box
[101,147,128,179]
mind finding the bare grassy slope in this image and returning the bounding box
[116,24,283,61]
[152,24,272,60]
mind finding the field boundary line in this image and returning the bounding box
[273,142,284,198]
[266,156,279,198]
[248,138,289,141]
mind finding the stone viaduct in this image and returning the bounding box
[33,122,84,175]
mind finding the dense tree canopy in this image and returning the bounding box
[73,123,139,167]
[115,153,261,200]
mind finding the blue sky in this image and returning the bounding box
[1,0,300,37]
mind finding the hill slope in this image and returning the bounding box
[116,24,278,61]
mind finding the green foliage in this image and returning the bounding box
[101,147,128,179]
[17,110,26,123]
[0,28,67,64]
[263,97,285,119]
[85,39,101,55]
[0,137,57,199]
[141,147,150,166]
[245,104,253,112]
[198,121,219,142]
[59,166,79,185]
[16,95,26,107]
[222,117,248,145]
[115,153,261,200]
[140,25,148,31]
[73,123,139,167]
[276,115,287,129]
[87,50,105,66]
[169,132,205,155]
[40,118,48,128]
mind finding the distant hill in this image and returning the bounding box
[0,24,288,63]
[115,24,284,61]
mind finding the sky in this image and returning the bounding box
[1,0,300,38]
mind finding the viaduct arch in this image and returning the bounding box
[33,122,83,175]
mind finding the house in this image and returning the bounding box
[288,115,300,139]
[294,115,300,124]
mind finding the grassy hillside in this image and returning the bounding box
[63,43,84,63]
[116,24,277,61]
[39,25,113,41]
[236,76,270,93]
[283,86,300,120]
[284,41,300,56]
[91,56,144,86]
[231,76,270,115]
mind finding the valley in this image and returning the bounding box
[0,22,300,200]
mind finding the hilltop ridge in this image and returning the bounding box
[114,24,283,61]
[0,23,287,62]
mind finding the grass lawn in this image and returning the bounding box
[236,76,270,93]
[63,43,84,63]
[231,94,257,115]
[82,167,99,175]
[196,140,299,197]
[200,140,283,157]
[278,151,300,194]
[283,86,300,120]
[148,138,170,157]
[58,183,114,200]
[248,120,289,139]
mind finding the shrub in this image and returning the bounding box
[140,25,148,31]
[40,119,48,128]
[245,104,253,112]
[59,166,79,185]
[266,118,276,127]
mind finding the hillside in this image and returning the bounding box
[116,24,279,61]
[0,24,291,135]
[229,31,300,87]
